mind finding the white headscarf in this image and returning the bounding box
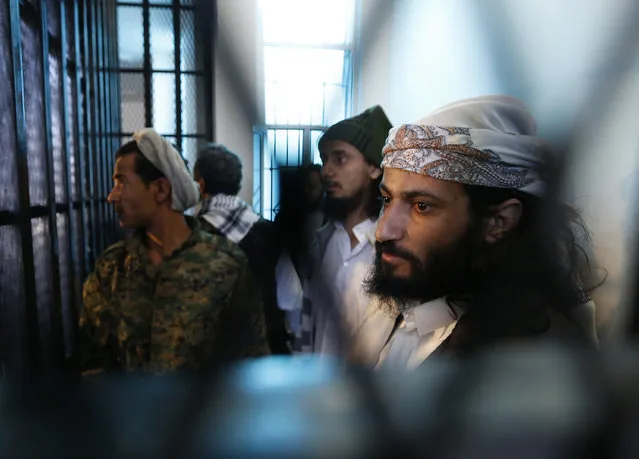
[132,128,199,211]
[381,95,552,197]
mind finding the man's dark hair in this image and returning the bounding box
[367,172,383,219]
[194,143,242,196]
[460,185,603,317]
[115,140,165,185]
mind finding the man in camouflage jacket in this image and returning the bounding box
[80,129,269,377]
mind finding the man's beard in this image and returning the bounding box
[323,188,367,221]
[364,224,480,318]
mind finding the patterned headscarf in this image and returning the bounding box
[381,95,551,197]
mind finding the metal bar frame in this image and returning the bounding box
[109,0,120,238]
[142,0,152,127]
[60,0,80,365]
[89,0,106,254]
[118,1,195,8]
[202,0,216,141]
[302,127,312,164]
[114,132,207,138]
[73,0,89,276]
[173,0,182,153]
[115,67,204,75]
[81,0,98,267]
[96,0,109,245]
[8,0,41,379]
[40,0,66,371]
[264,124,327,131]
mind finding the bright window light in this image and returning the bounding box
[260,0,354,46]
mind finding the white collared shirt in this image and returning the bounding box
[311,218,376,354]
[376,298,460,370]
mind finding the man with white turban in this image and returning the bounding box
[80,129,269,377]
[349,95,601,369]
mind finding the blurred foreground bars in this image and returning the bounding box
[1,345,639,458]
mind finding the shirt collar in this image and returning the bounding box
[403,297,461,336]
[332,218,376,245]
[125,216,203,259]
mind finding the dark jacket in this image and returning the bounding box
[199,217,290,354]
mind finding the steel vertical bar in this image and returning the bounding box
[89,0,106,254]
[112,0,120,236]
[143,0,152,127]
[174,0,182,154]
[81,0,98,267]
[40,0,66,372]
[74,0,89,276]
[8,0,41,378]
[95,0,108,246]
[103,0,112,243]
[303,127,311,165]
[60,0,79,366]
[107,0,116,240]
[271,129,275,218]
[201,0,215,141]
[106,0,117,239]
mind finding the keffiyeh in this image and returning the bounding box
[197,193,260,244]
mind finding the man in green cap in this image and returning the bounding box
[295,106,393,355]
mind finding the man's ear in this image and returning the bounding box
[154,177,173,204]
[196,178,206,198]
[483,198,523,243]
[369,166,382,180]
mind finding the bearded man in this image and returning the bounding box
[350,95,600,369]
[295,106,392,354]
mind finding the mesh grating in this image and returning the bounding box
[149,7,174,70]
[180,9,198,71]
[117,6,144,69]
[152,73,176,133]
[180,74,205,135]
[120,72,145,133]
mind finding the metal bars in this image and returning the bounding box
[1,0,120,378]
[7,0,41,380]
[115,0,211,163]
[39,0,65,373]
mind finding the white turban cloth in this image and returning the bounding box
[132,128,199,211]
[381,95,552,197]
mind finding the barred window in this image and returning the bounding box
[116,0,210,167]
[254,0,356,219]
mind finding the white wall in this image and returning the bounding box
[354,0,639,333]
[214,0,263,203]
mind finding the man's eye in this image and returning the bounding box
[413,202,430,213]
[381,196,391,206]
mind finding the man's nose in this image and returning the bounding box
[107,187,119,204]
[321,162,334,181]
[376,204,407,242]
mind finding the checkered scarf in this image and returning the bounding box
[196,194,260,244]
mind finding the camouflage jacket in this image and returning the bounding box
[80,218,269,376]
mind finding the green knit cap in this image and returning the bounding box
[318,105,392,166]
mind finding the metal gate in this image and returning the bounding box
[0,0,120,381]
